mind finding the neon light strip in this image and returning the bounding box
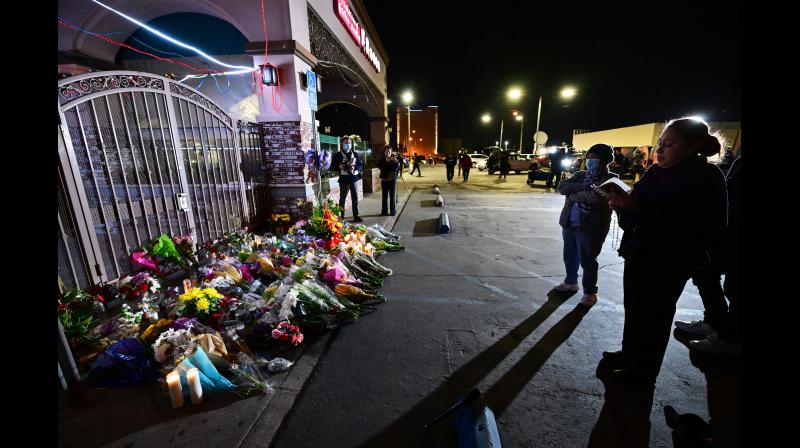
[90,0,255,71]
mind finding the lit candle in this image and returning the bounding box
[183,279,192,293]
[186,367,203,404]
[166,371,184,408]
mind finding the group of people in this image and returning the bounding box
[334,136,404,219]
[444,150,473,184]
[553,117,741,386]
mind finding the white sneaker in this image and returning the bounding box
[554,283,580,292]
[578,294,597,307]
[689,333,740,357]
[674,320,715,337]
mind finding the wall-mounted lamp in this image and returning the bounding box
[260,64,279,86]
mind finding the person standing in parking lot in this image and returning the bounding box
[549,147,566,188]
[460,152,472,182]
[444,152,458,184]
[554,144,618,307]
[410,152,423,176]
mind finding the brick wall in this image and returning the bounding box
[260,121,308,185]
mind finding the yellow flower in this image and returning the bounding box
[196,297,211,311]
[203,288,223,300]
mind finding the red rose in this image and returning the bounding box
[138,283,149,292]
[96,295,105,303]
[211,312,222,320]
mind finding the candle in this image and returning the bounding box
[183,279,192,293]
[186,367,203,404]
[166,371,184,408]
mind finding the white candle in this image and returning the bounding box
[166,371,184,408]
[183,279,192,293]
[186,367,203,404]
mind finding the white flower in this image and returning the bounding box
[278,287,299,321]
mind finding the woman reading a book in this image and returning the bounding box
[602,118,727,385]
[554,143,617,307]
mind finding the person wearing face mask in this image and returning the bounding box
[377,145,399,216]
[554,144,617,307]
[601,118,727,385]
[331,136,364,222]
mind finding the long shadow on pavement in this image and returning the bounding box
[358,290,575,447]
[482,304,591,417]
[588,358,656,448]
[412,218,440,237]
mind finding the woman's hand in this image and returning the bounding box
[608,191,636,210]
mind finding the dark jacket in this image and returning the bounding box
[558,170,618,234]
[459,154,472,170]
[331,150,363,183]
[377,157,399,181]
[444,155,458,168]
[617,156,727,264]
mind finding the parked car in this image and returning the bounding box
[469,153,488,169]
[486,153,534,174]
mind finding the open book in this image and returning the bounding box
[592,177,632,198]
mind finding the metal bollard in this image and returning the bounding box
[433,184,440,194]
[439,213,450,233]
[436,195,444,207]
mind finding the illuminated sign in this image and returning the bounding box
[336,0,381,73]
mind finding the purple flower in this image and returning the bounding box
[169,317,199,330]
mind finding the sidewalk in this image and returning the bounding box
[58,182,416,448]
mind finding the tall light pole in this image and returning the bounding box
[533,86,577,155]
[402,90,413,154]
[515,114,524,153]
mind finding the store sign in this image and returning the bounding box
[336,0,381,73]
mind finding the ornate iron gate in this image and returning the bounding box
[238,120,271,229]
[58,71,251,288]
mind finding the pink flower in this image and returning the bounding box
[272,329,282,339]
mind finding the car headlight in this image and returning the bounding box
[561,158,572,168]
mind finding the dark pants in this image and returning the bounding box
[338,181,359,218]
[562,226,606,294]
[381,180,396,215]
[462,167,470,181]
[549,169,563,187]
[446,165,455,182]
[411,163,422,176]
[691,255,727,329]
[621,252,693,379]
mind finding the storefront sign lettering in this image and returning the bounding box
[336,0,381,73]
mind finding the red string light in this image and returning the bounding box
[58,19,217,74]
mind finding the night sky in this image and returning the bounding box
[364,0,741,149]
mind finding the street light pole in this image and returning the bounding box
[518,116,524,153]
[499,120,504,150]
[534,95,542,155]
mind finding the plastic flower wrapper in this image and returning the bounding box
[117,304,144,339]
[131,251,160,274]
[227,352,274,395]
[88,338,161,388]
[147,234,185,266]
[301,279,361,321]
[177,346,236,396]
[192,332,230,370]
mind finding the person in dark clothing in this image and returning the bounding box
[602,118,727,384]
[377,145,399,216]
[444,153,458,184]
[689,153,741,355]
[410,152,422,176]
[460,153,472,181]
[548,147,566,188]
[330,136,364,222]
[499,150,511,179]
[555,144,618,307]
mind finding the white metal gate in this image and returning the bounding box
[58,71,250,288]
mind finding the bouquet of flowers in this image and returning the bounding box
[172,234,198,265]
[271,321,304,347]
[116,272,161,302]
[176,287,224,321]
[58,288,105,338]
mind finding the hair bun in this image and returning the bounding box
[697,134,721,157]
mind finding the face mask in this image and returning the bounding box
[586,159,600,171]
[342,143,352,151]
